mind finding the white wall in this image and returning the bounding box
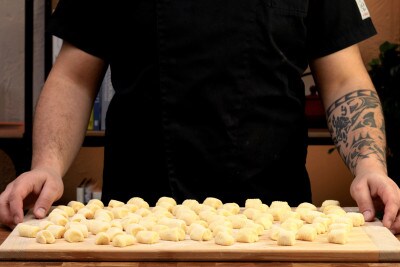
[0,0,45,123]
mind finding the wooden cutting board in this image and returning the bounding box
[1,208,400,262]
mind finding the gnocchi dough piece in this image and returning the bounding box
[208,220,232,232]
[89,219,111,234]
[280,210,301,222]
[65,222,89,238]
[269,201,291,211]
[111,206,130,219]
[87,199,105,209]
[176,210,199,226]
[311,222,327,234]
[108,199,125,208]
[302,210,325,224]
[254,215,273,230]
[297,202,317,211]
[159,227,186,241]
[156,196,177,206]
[64,228,84,242]
[333,217,353,230]
[158,218,187,232]
[18,223,40,238]
[48,208,68,219]
[36,230,56,244]
[106,227,125,240]
[235,227,259,243]
[212,225,233,237]
[328,229,348,244]
[345,212,365,227]
[94,232,110,245]
[323,205,347,216]
[221,202,240,214]
[49,213,68,226]
[245,198,263,209]
[56,205,75,217]
[121,215,142,230]
[136,230,160,244]
[269,225,283,241]
[70,213,87,223]
[296,225,317,241]
[112,233,136,247]
[135,207,152,217]
[277,229,296,246]
[182,199,200,209]
[280,220,301,232]
[214,231,235,246]
[67,200,85,213]
[46,224,66,239]
[227,214,248,229]
[39,220,54,230]
[242,208,262,220]
[189,224,212,241]
[125,223,146,236]
[203,197,223,209]
[312,216,332,229]
[127,197,150,209]
[321,200,340,210]
[77,207,95,219]
[94,209,114,222]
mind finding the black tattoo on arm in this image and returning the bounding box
[326,89,387,174]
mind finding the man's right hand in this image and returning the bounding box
[0,168,64,229]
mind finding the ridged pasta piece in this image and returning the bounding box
[345,212,365,227]
[277,229,296,246]
[235,227,259,243]
[328,229,348,244]
[296,225,317,241]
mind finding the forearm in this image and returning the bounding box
[31,74,94,177]
[326,89,387,176]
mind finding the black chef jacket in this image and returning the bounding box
[48,0,376,207]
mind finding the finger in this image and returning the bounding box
[33,180,63,219]
[351,182,376,222]
[0,183,17,228]
[380,189,400,229]
[8,175,36,225]
[389,212,400,234]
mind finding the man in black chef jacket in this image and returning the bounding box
[1,0,400,234]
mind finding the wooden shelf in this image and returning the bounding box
[0,122,24,138]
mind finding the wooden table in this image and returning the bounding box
[1,222,400,267]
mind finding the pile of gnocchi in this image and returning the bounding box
[17,197,364,247]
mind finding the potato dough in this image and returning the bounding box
[36,230,56,244]
[214,231,235,246]
[136,230,160,244]
[64,228,84,242]
[18,223,40,238]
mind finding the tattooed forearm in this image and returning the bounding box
[326,89,387,174]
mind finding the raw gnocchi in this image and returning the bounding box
[18,197,366,248]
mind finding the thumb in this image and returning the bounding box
[33,183,62,219]
[352,184,375,222]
